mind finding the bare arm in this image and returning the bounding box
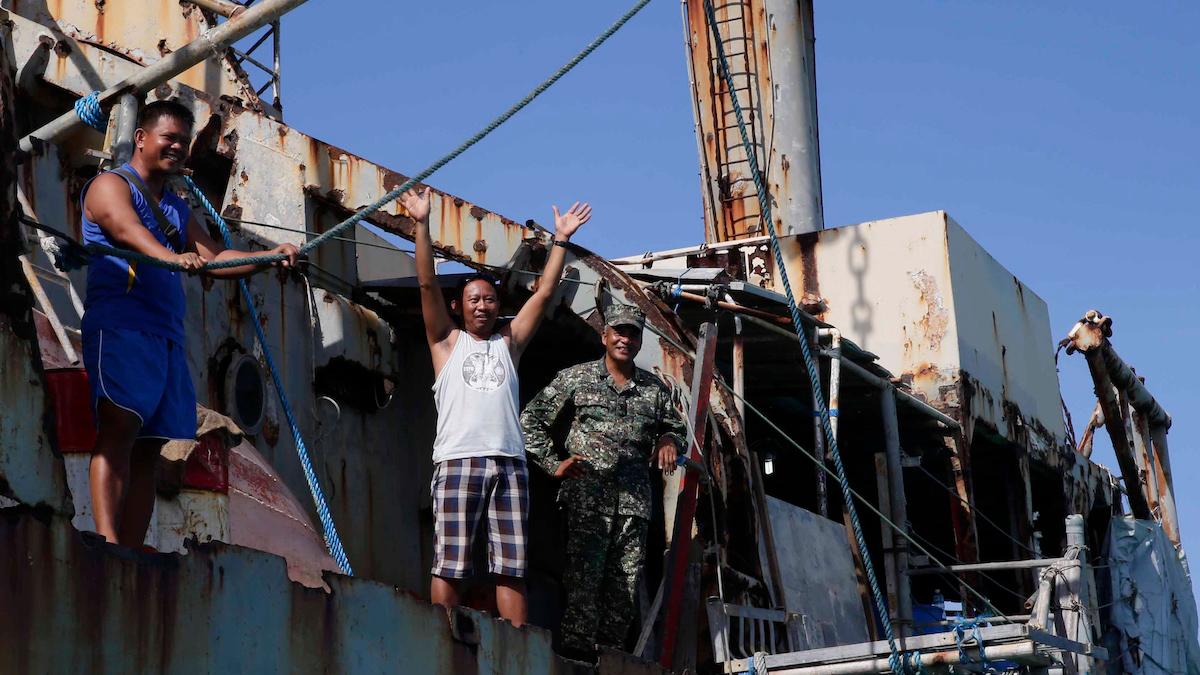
[401,187,458,367]
[85,174,206,272]
[504,201,591,360]
[188,214,299,279]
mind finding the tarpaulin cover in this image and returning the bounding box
[1106,517,1200,674]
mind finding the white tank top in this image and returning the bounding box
[431,331,526,463]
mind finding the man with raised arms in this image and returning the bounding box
[400,185,590,626]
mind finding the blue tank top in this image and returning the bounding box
[81,164,191,345]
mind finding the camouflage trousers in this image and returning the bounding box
[560,509,650,653]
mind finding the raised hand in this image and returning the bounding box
[401,186,432,224]
[551,201,591,241]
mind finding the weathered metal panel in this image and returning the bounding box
[185,269,426,591]
[774,210,1067,451]
[0,316,72,512]
[312,288,395,373]
[943,214,1067,448]
[0,511,666,674]
[6,1,260,105]
[775,212,958,395]
[682,0,822,241]
[0,21,72,514]
[766,496,869,648]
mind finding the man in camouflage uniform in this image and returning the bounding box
[521,305,687,657]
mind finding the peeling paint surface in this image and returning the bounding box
[0,511,665,675]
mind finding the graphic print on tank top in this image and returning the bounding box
[461,339,507,392]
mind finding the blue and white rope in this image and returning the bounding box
[74,91,108,132]
[183,175,353,576]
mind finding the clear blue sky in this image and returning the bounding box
[279,0,1198,590]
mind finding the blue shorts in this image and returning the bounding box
[82,327,197,441]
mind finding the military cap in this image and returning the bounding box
[605,304,645,330]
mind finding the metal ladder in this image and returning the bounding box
[708,0,768,239]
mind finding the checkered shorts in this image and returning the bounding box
[430,456,529,579]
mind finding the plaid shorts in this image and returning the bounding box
[430,456,529,579]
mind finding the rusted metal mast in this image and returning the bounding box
[682,0,823,242]
[1065,310,1178,543]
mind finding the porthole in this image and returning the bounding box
[224,353,266,435]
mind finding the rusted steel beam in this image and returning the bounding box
[1066,310,1170,429]
[647,283,792,325]
[660,322,718,669]
[190,0,248,18]
[1148,425,1179,544]
[873,453,901,634]
[0,19,71,512]
[1076,402,1104,458]
[881,391,912,638]
[1085,361,1149,519]
[1064,312,1154,520]
[18,0,310,154]
[941,433,980,613]
[1131,407,1179,545]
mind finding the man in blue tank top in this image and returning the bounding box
[81,99,299,547]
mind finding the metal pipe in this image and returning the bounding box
[1083,356,1151,519]
[731,313,745,420]
[1097,343,1170,429]
[1065,311,1170,428]
[760,0,824,234]
[609,234,772,267]
[29,261,85,318]
[907,559,1058,576]
[1076,401,1103,458]
[873,452,900,630]
[189,0,248,18]
[820,347,961,430]
[109,94,138,166]
[811,330,828,517]
[1027,573,1055,631]
[656,284,792,325]
[767,641,1038,675]
[18,0,310,154]
[271,20,281,108]
[816,328,841,517]
[727,311,959,431]
[881,389,912,637]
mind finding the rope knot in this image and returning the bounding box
[74,92,109,132]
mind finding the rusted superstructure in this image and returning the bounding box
[0,1,1195,674]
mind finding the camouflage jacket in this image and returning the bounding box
[521,359,687,519]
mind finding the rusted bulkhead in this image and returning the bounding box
[682,0,824,242]
[0,509,664,675]
[617,211,1119,528]
[786,213,1115,510]
[2,2,769,668]
[6,0,267,113]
